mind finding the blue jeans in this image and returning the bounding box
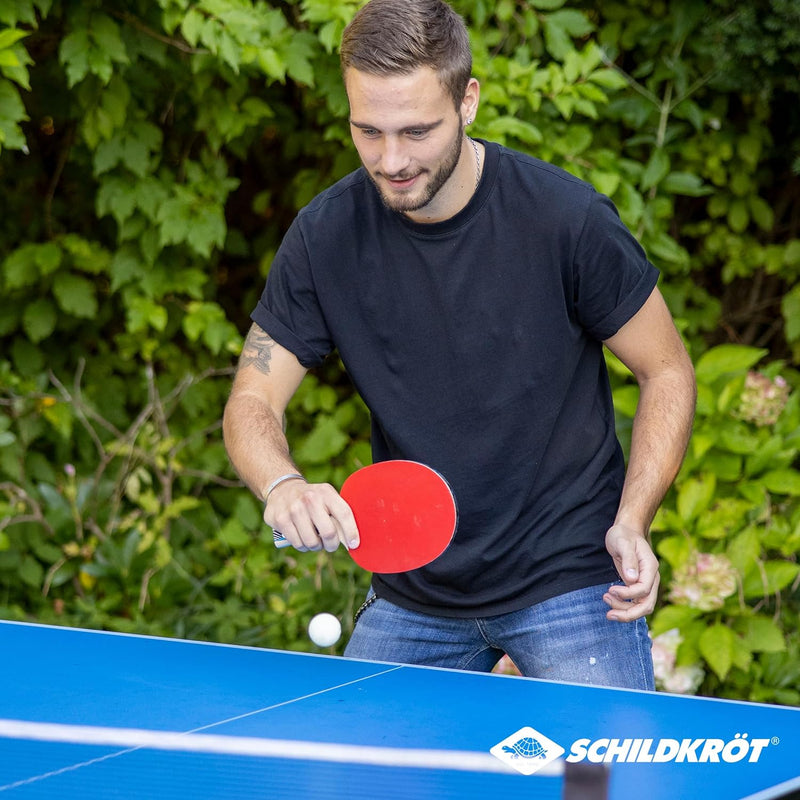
[344,583,655,690]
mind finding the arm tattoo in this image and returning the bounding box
[238,327,276,375]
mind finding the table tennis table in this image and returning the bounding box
[0,619,798,799]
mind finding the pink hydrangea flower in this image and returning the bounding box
[668,552,738,611]
[650,628,704,694]
[734,372,791,426]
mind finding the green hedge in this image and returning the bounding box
[0,0,798,703]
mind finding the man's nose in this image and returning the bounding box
[380,136,410,176]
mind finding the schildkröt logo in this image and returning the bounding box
[490,729,777,776]
[490,726,566,775]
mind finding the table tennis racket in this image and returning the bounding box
[272,460,457,573]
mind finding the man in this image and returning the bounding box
[223,0,696,689]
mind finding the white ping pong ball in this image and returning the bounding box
[308,613,342,647]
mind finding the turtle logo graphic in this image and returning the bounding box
[503,735,548,760]
[491,726,566,776]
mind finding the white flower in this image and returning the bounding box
[650,628,705,695]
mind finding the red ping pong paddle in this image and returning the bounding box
[272,460,457,573]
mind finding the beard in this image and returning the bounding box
[368,120,465,214]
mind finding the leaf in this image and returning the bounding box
[181,8,204,47]
[529,0,567,8]
[0,29,28,50]
[2,244,37,288]
[182,301,224,342]
[52,272,98,319]
[125,296,167,333]
[547,9,594,37]
[699,624,736,681]
[641,148,671,191]
[649,603,702,636]
[96,176,137,225]
[655,534,690,569]
[661,172,712,197]
[717,423,761,455]
[676,474,716,522]
[587,68,629,91]
[294,417,349,465]
[739,617,786,654]
[700,451,741,482]
[743,561,800,598]
[284,35,316,87]
[187,204,226,258]
[694,344,767,383]
[727,198,749,233]
[483,116,543,145]
[695,498,752,541]
[749,195,775,232]
[217,519,250,548]
[737,133,762,169]
[218,31,240,72]
[590,169,620,197]
[157,196,192,247]
[19,555,44,589]
[258,47,286,82]
[109,246,145,291]
[58,29,90,86]
[35,242,62,275]
[782,285,800,344]
[645,231,689,267]
[93,136,124,175]
[726,527,761,575]
[761,470,800,496]
[90,13,128,66]
[543,17,572,61]
[22,297,57,343]
[0,79,28,145]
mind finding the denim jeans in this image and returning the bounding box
[344,582,655,690]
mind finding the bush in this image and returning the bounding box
[0,0,798,702]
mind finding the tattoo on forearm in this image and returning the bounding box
[239,328,276,375]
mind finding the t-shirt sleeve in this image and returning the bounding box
[572,192,659,340]
[250,216,334,369]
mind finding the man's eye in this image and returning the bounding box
[406,130,427,138]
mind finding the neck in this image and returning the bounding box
[404,138,481,224]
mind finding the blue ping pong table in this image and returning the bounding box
[0,619,798,799]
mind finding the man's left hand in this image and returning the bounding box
[603,523,660,622]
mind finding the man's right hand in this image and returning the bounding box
[264,478,360,553]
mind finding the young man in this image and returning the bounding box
[223,0,696,689]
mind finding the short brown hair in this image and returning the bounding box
[340,0,472,110]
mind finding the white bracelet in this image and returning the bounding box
[264,473,306,505]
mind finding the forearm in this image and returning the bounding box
[615,369,696,532]
[222,392,299,502]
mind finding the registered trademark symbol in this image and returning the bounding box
[771,737,780,746]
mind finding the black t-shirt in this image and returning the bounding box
[252,141,659,617]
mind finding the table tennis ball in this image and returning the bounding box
[308,613,342,647]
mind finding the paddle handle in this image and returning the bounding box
[273,531,292,549]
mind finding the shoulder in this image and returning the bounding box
[492,143,594,196]
[485,142,601,226]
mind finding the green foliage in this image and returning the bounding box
[641,347,800,705]
[0,358,371,651]
[0,0,798,700]
[0,0,364,652]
